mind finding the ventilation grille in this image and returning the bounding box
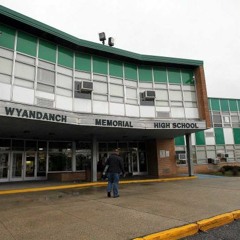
[156,111,170,118]
[36,98,54,108]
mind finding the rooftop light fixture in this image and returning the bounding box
[108,37,114,47]
[99,32,106,45]
[99,32,115,46]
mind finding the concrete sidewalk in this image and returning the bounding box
[0,176,240,240]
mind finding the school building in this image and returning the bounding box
[2,5,238,183]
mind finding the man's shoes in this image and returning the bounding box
[107,192,111,198]
[113,195,119,198]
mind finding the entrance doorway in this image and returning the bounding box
[9,151,44,181]
[98,142,148,176]
[0,152,9,182]
[10,152,24,181]
[122,149,147,175]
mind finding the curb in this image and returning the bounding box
[0,176,196,195]
[134,210,240,240]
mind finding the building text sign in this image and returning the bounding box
[154,122,199,129]
[95,118,133,128]
[5,107,67,123]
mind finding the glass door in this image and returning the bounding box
[25,152,36,179]
[0,152,9,182]
[11,152,24,181]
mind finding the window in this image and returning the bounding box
[140,92,154,106]
[110,83,124,103]
[56,73,72,97]
[15,62,35,77]
[0,48,13,84]
[37,67,55,93]
[48,142,72,171]
[74,81,91,99]
[76,142,91,171]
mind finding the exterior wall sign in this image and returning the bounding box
[154,122,199,129]
[95,119,133,128]
[5,107,67,123]
[1,104,206,130]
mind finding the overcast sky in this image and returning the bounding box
[1,0,240,99]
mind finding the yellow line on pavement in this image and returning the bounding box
[0,176,196,195]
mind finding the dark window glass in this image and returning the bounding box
[12,140,24,151]
[48,142,72,171]
[0,139,11,151]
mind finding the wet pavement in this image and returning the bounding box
[0,176,240,240]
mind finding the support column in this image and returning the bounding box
[72,141,76,172]
[91,136,97,182]
[186,134,194,176]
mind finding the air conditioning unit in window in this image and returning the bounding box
[177,153,186,160]
[80,81,93,92]
[143,90,155,100]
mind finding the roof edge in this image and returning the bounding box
[0,5,203,66]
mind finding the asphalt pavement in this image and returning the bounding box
[0,175,240,240]
[183,219,240,240]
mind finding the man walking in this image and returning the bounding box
[104,148,125,198]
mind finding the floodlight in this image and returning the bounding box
[99,32,106,44]
[108,37,114,47]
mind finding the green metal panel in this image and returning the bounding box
[0,5,204,67]
[214,128,225,145]
[58,46,73,68]
[220,99,229,111]
[124,62,137,81]
[17,31,37,56]
[195,131,205,145]
[93,55,107,75]
[38,39,56,63]
[174,136,185,146]
[0,24,15,49]
[153,67,167,83]
[208,99,212,110]
[168,68,181,84]
[181,69,194,85]
[75,52,91,72]
[210,98,220,111]
[233,128,240,144]
[238,100,240,111]
[109,59,123,78]
[229,99,238,112]
[138,66,152,82]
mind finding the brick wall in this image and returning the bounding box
[146,138,177,177]
[195,66,211,128]
[177,162,240,175]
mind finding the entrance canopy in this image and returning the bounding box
[0,115,205,142]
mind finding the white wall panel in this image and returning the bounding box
[125,104,140,117]
[56,95,72,111]
[109,103,125,116]
[156,107,170,112]
[140,106,155,118]
[223,128,234,144]
[171,107,185,118]
[12,86,34,104]
[191,133,196,146]
[185,108,199,119]
[0,58,13,75]
[0,83,11,101]
[205,129,215,145]
[74,98,92,113]
[35,91,55,100]
[93,101,108,114]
